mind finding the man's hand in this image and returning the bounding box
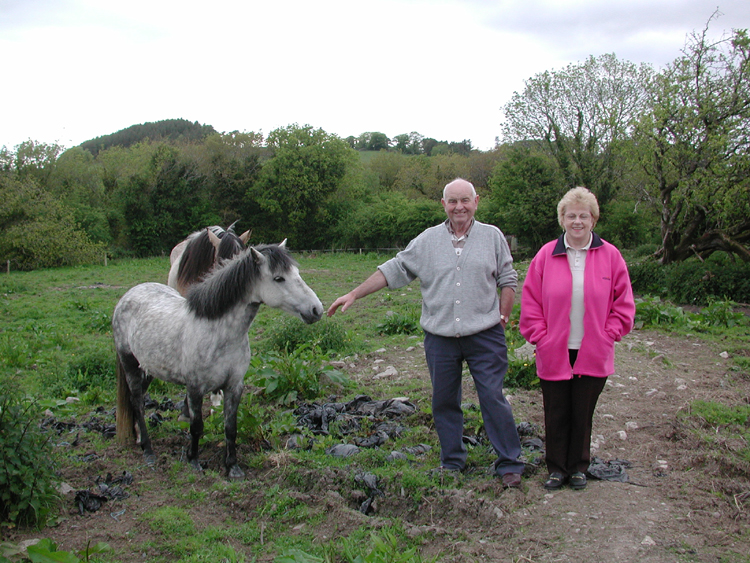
[327,293,357,316]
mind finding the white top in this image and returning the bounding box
[564,233,592,350]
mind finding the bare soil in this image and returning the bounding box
[5,327,750,562]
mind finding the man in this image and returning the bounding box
[327,178,524,488]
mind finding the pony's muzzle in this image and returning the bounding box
[301,305,323,324]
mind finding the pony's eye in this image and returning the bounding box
[273,276,285,283]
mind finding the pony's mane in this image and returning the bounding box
[177,226,247,289]
[186,244,296,319]
[177,230,217,288]
[217,231,245,261]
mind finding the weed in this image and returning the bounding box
[699,298,746,328]
[261,315,360,356]
[248,345,351,405]
[0,538,112,562]
[0,382,61,529]
[376,309,420,336]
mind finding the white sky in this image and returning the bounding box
[1,0,748,152]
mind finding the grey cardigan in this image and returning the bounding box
[378,220,517,338]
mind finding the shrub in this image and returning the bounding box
[0,382,61,529]
[628,259,669,297]
[667,254,750,305]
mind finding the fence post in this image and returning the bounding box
[6,260,9,274]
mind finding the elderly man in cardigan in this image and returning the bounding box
[327,178,524,488]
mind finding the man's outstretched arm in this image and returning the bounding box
[327,270,388,316]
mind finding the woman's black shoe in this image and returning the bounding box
[544,472,567,490]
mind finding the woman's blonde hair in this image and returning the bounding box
[557,187,599,229]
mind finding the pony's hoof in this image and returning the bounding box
[228,466,245,481]
[190,460,203,472]
[144,453,157,466]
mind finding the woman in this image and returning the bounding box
[520,187,635,490]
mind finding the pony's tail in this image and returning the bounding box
[115,355,135,445]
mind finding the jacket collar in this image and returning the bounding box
[552,232,603,256]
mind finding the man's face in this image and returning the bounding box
[442,182,479,230]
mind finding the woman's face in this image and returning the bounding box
[563,202,594,249]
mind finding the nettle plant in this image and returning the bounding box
[0,387,61,529]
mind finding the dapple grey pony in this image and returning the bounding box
[113,241,322,480]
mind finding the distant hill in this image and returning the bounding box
[79,119,217,155]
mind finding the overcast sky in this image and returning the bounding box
[1,0,748,152]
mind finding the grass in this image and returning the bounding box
[3,252,750,562]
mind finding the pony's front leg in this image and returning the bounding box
[223,381,245,480]
[186,389,204,471]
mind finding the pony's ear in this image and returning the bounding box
[207,228,222,251]
[227,220,239,233]
[250,246,265,264]
[279,239,287,248]
[240,230,251,245]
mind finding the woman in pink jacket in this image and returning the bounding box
[520,187,635,490]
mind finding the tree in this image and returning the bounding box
[47,147,112,244]
[250,125,357,249]
[631,22,750,263]
[501,54,653,206]
[0,176,104,270]
[119,145,213,255]
[484,148,565,250]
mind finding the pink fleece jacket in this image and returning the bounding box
[519,233,635,381]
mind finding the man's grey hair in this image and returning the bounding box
[442,178,476,199]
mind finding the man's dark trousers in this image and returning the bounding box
[424,323,524,475]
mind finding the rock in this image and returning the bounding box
[720,351,730,359]
[373,366,398,379]
[616,430,628,440]
[625,421,639,430]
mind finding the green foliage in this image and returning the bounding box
[501,54,654,207]
[0,176,105,271]
[334,192,444,249]
[689,400,750,427]
[629,253,750,305]
[0,384,61,529]
[631,26,750,263]
[667,254,750,305]
[505,357,538,390]
[251,124,358,249]
[80,118,217,156]
[596,197,659,249]
[485,147,564,250]
[376,309,421,335]
[248,345,350,405]
[261,316,359,356]
[634,295,747,330]
[8,538,112,563]
[119,144,218,256]
[341,531,437,563]
[634,296,691,328]
[699,298,746,328]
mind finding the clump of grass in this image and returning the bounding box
[261,316,360,356]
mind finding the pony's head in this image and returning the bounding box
[249,240,323,324]
[187,240,323,324]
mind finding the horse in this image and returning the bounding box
[113,241,323,480]
[168,222,251,297]
[167,222,251,417]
